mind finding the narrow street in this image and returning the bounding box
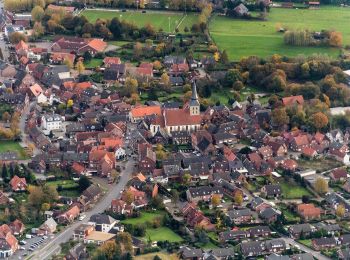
[27,157,135,260]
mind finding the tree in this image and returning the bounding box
[78,176,91,192]
[336,204,346,218]
[153,256,162,260]
[182,172,191,185]
[329,31,343,47]
[310,112,328,130]
[124,77,138,96]
[160,73,170,88]
[271,108,289,127]
[116,232,133,253]
[211,194,221,208]
[124,190,134,205]
[83,51,92,63]
[97,240,120,260]
[2,112,11,122]
[41,203,50,212]
[1,164,8,182]
[9,32,27,44]
[28,185,45,209]
[33,22,45,39]
[63,57,73,69]
[153,60,162,70]
[315,177,328,194]
[220,50,229,64]
[234,192,243,205]
[171,189,179,206]
[75,61,85,74]
[133,42,143,58]
[67,99,74,108]
[31,6,45,22]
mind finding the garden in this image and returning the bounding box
[0,141,28,160]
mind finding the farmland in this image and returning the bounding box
[81,9,198,32]
[209,6,349,60]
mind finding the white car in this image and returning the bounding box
[79,214,86,221]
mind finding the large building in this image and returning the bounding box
[149,81,202,136]
[41,114,63,131]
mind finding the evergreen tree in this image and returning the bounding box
[2,164,8,182]
[9,163,14,178]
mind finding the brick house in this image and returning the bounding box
[57,205,80,224]
[297,204,321,220]
[9,175,27,192]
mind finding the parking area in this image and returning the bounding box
[14,234,54,259]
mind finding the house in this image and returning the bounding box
[181,203,214,230]
[88,214,117,233]
[250,197,271,213]
[9,175,27,192]
[79,184,102,211]
[73,224,95,241]
[110,199,133,215]
[8,220,24,236]
[248,226,271,238]
[282,95,304,107]
[64,243,88,260]
[288,223,314,239]
[88,150,115,177]
[39,217,57,235]
[297,204,321,220]
[0,191,9,205]
[343,178,350,193]
[138,143,156,174]
[57,205,80,224]
[265,239,286,254]
[234,3,249,16]
[330,168,348,182]
[240,241,265,258]
[259,146,273,160]
[103,64,126,84]
[204,248,235,259]
[179,247,203,260]
[267,140,287,157]
[0,224,18,258]
[301,147,317,158]
[50,52,75,65]
[290,135,309,152]
[129,105,162,123]
[186,186,223,203]
[103,57,121,67]
[226,209,253,225]
[121,187,147,209]
[41,114,63,131]
[51,36,107,55]
[260,207,280,224]
[261,185,282,199]
[219,230,248,242]
[312,237,337,251]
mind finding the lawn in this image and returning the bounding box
[46,179,79,189]
[209,6,348,60]
[0,141,27,159]
[298,239,313,248]
[121,211,164,225]
[145,227,184,242]
[280,181,312,199]
[84,58,103,69]
[134,252,179,260]
[81,10,197,33]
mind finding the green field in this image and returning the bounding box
[210,6,348,60]
[280,181,312,199]
[0,141,27,159]
[145,227,184,242]
[46,179,79,189]
[82,10,197,32]
[121,211,164,225]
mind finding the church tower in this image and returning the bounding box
[189,81,200,116]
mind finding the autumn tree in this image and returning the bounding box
[211,194,221,208]
[63,57,73,69]
[33,22,45,39]
[182,172,191,185]
[96,240,120,260]
[31,6,45,22]
[315,177,328,194]
[133,42,143,58]
[9,32,27,44]
[336,204,346,218]
[310,112,328,130]
[124,77,138,97]
[75,61,85,74]
[271,108,290,127]
[153,60,162,70]
[329,31,343,47]
[124,190,134,205]
[2,112,11,122]
[160,73,170,88]
[234,192,243,206]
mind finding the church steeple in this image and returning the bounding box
[189,80,200,116]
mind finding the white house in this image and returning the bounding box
[37,92,53,105]
[115,146,126,160]
[88,214,117,233]
[41,114,63,131]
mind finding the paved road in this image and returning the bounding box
[27,157,135,260]
[281,237,330,260]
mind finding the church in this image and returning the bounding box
[150,81,202,137]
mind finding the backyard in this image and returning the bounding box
[121,211,165,225]
[209,6,348,60]
[297,158,343,172]
[145,227,184,242]
[81,10,198,33]
[279,180,313,199]
[0,141,27,160]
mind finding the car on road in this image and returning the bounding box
[79,214,86,221]
[19,240,26,245]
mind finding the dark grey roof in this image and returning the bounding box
[89,214,116,225]
[188,186,223,198]
[265,239,286,250]
[289,223,313,234]
[227,208,252,219]
[179,247,203,258]
[240,241,264,257]
[263,184,282,196]
[291,253,314,260]
[260,207,279,219]
[312,237,337,246]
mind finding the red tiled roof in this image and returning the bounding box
[50,52,75,64]
[297,203,321,217]
[131,105,162,118]
[15,40,28,52]
[293,135,309,146]
[302,147,317,157]
[72,162,85,174]
[282,95,304,106]
[331,168,348,180]
[103,57,121,66]
[164,109,202,126]
[87,39,107,52]
[10,175,27,191]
